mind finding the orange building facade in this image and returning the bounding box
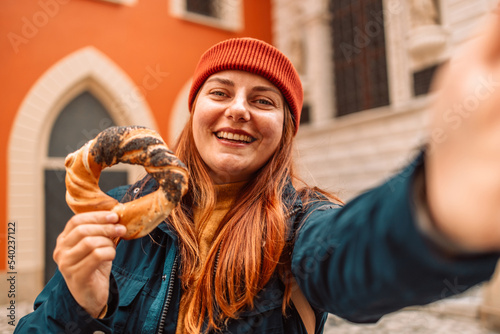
[0,0,272,303]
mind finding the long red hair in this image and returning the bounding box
[168,103,297,332]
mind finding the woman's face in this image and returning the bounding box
[192,70,285,184]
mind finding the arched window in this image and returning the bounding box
[43,91,128,283]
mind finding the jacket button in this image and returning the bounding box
[133,187,140,194]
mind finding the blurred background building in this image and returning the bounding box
[1,0,499,332]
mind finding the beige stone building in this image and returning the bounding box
[272,0,500,331]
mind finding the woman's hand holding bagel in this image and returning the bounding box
[56,125,188,317]
[53,211,126,318]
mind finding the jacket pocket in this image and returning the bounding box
[112,266,148,307]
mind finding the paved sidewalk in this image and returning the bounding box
[323,287,498,334]
[324,309,496,334]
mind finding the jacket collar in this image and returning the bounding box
[282,180,303,241]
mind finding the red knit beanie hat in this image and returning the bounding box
[188,38,303,134]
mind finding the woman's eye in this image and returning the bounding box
[211,91,227,97]
[256,99,273,106]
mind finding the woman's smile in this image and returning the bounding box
[214,129,256,144]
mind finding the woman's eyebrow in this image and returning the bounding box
[252,86,281,96]
[205,77,281,96]
[205,77,234,86]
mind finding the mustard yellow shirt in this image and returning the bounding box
[176,181,245,334]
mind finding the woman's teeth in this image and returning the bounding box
[216,131,253,143]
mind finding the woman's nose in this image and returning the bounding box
[225,95,250,122]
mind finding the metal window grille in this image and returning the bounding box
[186,0,217,18]
[48,91,115,157]
[330,0,390,116]
[413,64,440,96]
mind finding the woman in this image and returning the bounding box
[16,13,500,334]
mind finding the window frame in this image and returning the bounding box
[170,0,244,32]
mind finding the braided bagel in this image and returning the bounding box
[64,125,188,240]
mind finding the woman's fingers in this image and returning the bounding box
[58,219,126,250]
[482,8,500,63]
[56,211,125,247]
[53,211,127,266]
[457,7,500,64]
[61,243,117,280]
[60,211,119,236]
[55,235,117,273]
